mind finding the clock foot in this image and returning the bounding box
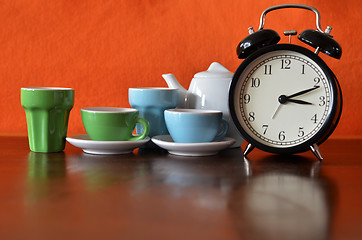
[243,143,255,157]
[243,156,252,177]
[310,143,323,161]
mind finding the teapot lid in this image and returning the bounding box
[194,62,233,79]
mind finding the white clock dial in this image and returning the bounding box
[233,50,332,148]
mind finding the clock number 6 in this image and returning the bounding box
[279,131,286,141]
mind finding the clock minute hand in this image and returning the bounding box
[287,86,320,99]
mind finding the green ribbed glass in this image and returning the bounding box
[21,87,74,152]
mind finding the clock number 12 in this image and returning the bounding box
[281,59,291,69]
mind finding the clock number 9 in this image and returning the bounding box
[243,94,251,104]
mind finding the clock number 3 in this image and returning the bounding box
[319,96,326,106]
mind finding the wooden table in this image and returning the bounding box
[1,136,362,240]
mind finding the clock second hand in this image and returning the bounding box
[271,103,282,119]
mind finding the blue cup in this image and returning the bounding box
[164,109,228,143]
[129,88,179,139]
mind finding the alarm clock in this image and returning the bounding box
[229,4,342,160]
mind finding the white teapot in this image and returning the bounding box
[162,62,243,148]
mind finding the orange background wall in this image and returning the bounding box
[1,0,361,137]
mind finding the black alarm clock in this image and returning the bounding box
[229,4,342,160]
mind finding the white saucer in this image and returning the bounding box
[151,135,236,157]
[66,135,150,155]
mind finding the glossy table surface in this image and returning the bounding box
[1,136,362,240]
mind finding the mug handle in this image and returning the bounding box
[215,119,229,139]
[128,117,150,141]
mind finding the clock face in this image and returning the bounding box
[230,44,340,154]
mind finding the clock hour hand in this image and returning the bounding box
[286,86,320,99]
[278,95,313,105]
[287,99,313,105]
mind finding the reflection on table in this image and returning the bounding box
[1,137,360,240]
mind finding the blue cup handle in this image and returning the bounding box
[215,119,228,139]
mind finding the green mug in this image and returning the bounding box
[81,107,150,141]
[21,87,75,153]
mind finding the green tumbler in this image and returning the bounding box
[21,87,75,152]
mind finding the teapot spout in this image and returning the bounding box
[162,73,187,108]
[162,73,186,91]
